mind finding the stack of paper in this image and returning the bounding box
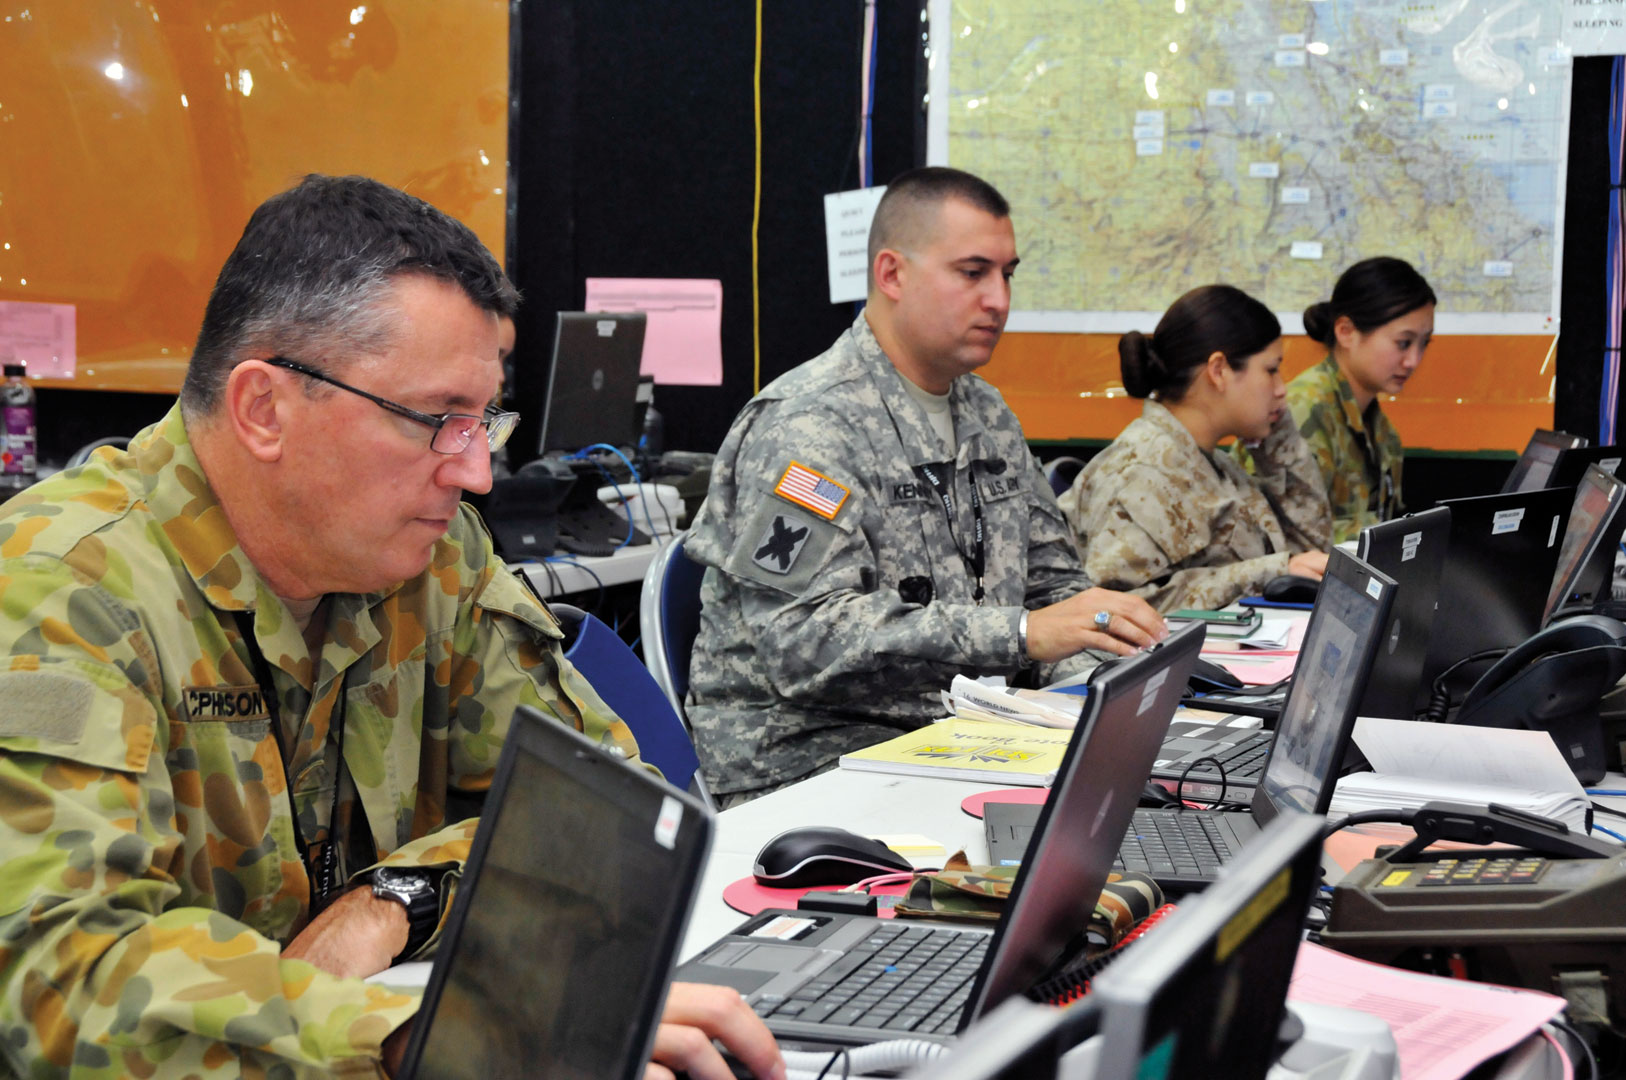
[940,675,1084,729]
[1199,616,1295,652]
[1330,718,1590,834]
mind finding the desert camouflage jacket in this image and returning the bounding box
[0,404,637,1078]
[1286,355,1404,543]
[686,314,1094,795]
[1067,400,1331,612]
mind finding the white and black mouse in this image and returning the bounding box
[751,826,913,888]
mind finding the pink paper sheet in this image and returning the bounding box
[583,278,722,386]
[1288,942,1565,1080]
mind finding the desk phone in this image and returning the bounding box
[1322,803,1626,1030]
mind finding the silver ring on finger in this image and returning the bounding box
[1093,610,1112,629]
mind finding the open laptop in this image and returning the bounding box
[1087,811,1326,1080]
[1355,506,1450,719]
[674,621,1205,1051]
[989,550,1393,892]
[1543,464,1626,624]
[929,812,1326,1080]
[1420,485,1572,699]
[1501,428,1587,493]
[1128,549,1396,813]
[1548,443,1626,492]
[539,311,648,454]
[395,705,712,1080]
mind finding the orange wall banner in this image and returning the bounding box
[982,332,1555,453]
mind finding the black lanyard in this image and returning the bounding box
[916,461,985,603]
[232,611,346,910]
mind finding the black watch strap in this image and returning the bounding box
[370,867,441,962]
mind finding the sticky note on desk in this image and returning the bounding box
[872,834,946,857]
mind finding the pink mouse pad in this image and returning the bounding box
[960,788,1049,820]
[721,876,913,919]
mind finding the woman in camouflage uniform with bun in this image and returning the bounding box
[1289,257,1436,543]
[1060,285,1332,613]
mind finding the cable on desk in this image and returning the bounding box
[572,444,638,550]
[1590,801,1626,823]
[1588,789,1626,797]
[1322,808,1418,839]
[1548,1017,1599,1080]
[1175,755,1229,810]
[542,555,607,616]
[1422,647,1510,723]
[1593,823,1626,844]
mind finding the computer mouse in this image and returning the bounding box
[1188,657,1244,693]
[752,826,915,888]
[1262,574,1321,605]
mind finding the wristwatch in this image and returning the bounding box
[370,866,440,962]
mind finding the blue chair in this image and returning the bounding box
[552,602,713,808]
[1044,455,1086,497]
[638,533,706,724]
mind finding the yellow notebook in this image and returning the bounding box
[837,718,1075,786]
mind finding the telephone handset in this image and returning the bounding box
[1453,613,1626,784]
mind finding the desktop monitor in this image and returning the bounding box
[538,311,648,454]
[1088,812,1326,1080]
[1543,464,1626,624]
[1501,429,1588,493]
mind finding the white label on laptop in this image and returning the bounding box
[1137,668,1171,716]
[654,795,683,850]
[1401,531,1422,562]
[751,916,818,941]
[1365,576,1382,599]
[1605,458,1623,473]
[596,320,618,337]
[1549,515,1560,547]
[1492,507,1524,534]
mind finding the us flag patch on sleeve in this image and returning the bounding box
[773,461,851,520]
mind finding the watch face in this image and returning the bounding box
[375,867,430,895]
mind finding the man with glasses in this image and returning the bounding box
[0,176,782,1080]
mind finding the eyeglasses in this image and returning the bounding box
[266,357,519,455]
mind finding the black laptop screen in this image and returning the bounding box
[1257,561,1382,818]
[409,712,709,1080]
[1544,466,1626,623]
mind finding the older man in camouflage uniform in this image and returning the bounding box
[0,177,781,1080]
[686,168,1166,804]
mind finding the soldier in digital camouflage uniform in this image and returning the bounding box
[1065,285,1332,613]
[1285,257,1436,544]
[686,168,1166,804]
[0,176,781,1080]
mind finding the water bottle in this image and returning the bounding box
[0,361,37,493]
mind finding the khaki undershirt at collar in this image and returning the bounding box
[899,376,956,458]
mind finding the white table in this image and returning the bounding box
[515,536,668,598]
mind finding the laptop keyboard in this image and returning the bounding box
[1187,731,1272,780]
[753,924,989,1034]
[1117,810,1235,879]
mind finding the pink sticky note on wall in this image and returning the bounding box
[583,278,723,386]
[0,301,76,378]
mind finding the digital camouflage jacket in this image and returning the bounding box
[1065,400,1331,613]
[685,314,1094,796]
[0,404,638,1078]
[1285,355,1404,544]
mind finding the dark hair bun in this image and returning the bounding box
[1118,330,1164,399]
[1302,301,1335,346]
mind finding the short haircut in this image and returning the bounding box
[1121,285,1281,402]
[867,166,1011,285]
[180,174,519,416]
[1302,257,1436,346]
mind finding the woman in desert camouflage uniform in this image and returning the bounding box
[1060,285,1331,612]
